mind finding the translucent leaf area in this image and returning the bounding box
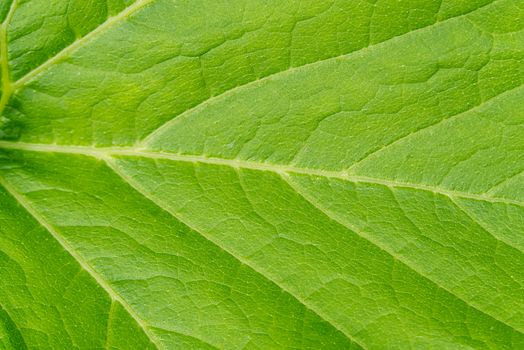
[0,0,523,349]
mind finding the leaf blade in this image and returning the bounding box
[0,0,523,348]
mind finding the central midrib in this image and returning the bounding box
[0,140,521,208]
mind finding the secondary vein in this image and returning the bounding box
[138,0,498,146]
[280,172,521,333]
[0,174,165,350]
[103,155,368,349]
[12,0,156,89]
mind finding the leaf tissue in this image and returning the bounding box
[0,0,523,349]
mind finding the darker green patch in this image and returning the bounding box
[0,304,28,350]
[0,149,21,170]
[0,0,13,22]
[0,115,20,140]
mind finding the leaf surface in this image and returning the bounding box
[0,0,523,348]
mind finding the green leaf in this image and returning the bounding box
[0,0,523,348]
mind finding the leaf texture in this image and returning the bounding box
[0,0,523,349]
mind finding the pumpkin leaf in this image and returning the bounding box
[0,0,523,348]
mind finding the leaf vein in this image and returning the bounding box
[139,0,498,146]
[346,84,523,172]
[0,175,163,349]
[1,139,524,209]
[12,0,156,89]
[0,0,17,115]
[280,173,522,334]
[0,174,215,350]
[448,196,524,254]
[103,156,368,350]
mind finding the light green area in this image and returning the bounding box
[0,0,523,349]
